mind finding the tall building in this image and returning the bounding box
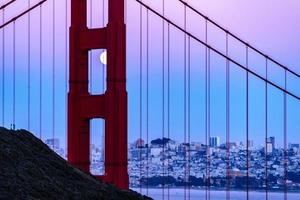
[210,136,220,147]
[266,136,275,154]
[247,140,254,148]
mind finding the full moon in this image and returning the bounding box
[100,51,107,65]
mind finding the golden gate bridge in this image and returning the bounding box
[0,0,299,199]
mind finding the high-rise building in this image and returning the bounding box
[210,136,220,147]
[266,136,275,154]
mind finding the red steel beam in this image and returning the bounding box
[68,0,128,189]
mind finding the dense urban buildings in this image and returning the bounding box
[48,136,300,191]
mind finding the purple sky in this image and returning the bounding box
[1,0,300,148]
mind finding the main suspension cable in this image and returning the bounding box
[0,0,48,29]
[134,0,300,101]
[177,0,300,79]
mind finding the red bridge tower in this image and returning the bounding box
[68,0,128,189]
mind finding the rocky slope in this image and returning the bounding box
[0,127,151,200]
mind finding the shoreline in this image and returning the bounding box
[131,187,300,193]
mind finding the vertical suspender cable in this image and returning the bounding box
[52,0,56,148]
[13,21,15,129]
[183,4,187,200]
[246,45,249,200]
[162,1,165,199]
[2,9,4,126]
[187,35,191,200]
[205,18,208,200]
[265,58,268,200]
[102,0,105,92]
[167,22,170,200]
[102,0,105,167]
[65,0,68,155]
[28,0,31,131]
[89,0,93,92]
[91,0,93,91]
[225,32,230,200]
[39,5,43,139]
[146,8,149,196]
[208,48,211,200]
[284,70,287,200]
[139,3,142,193]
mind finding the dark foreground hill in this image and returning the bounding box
[0,127,151,200]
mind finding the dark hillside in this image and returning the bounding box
[0,127,151,200]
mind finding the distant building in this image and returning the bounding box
[134,138,145,148]
[289,143,299,149]
[45,138,60,149]
[247,140,253,148]
[130,148,149,160]
[266,137,275,154]
[210,136,220,147]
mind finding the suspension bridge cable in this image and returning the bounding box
[284,70,287,200]
[208,48,211,200]
[187,35,191,200]
[265,57,268,200]
[205,18,208,200]
[0,0,16,10]
[102,0,105,92]
[134,0,300,101]
[102,0,105,167]
[139,3,142,193]
[225,32,230,200]
[65,0,68,154]
[88,0,93,165]
[2,9,4,126]
[89,0,93,92]
[162,0,165,199]
[246,45,249,200]
[39,4,42,139]
[0,0,47,29]
[13,21,15,128]
[52,0,56,149]
[27,0,31,131]
[146,8,149,196]
[167,22,170,200]
[177,0,300,79]
[183,3,187,199]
